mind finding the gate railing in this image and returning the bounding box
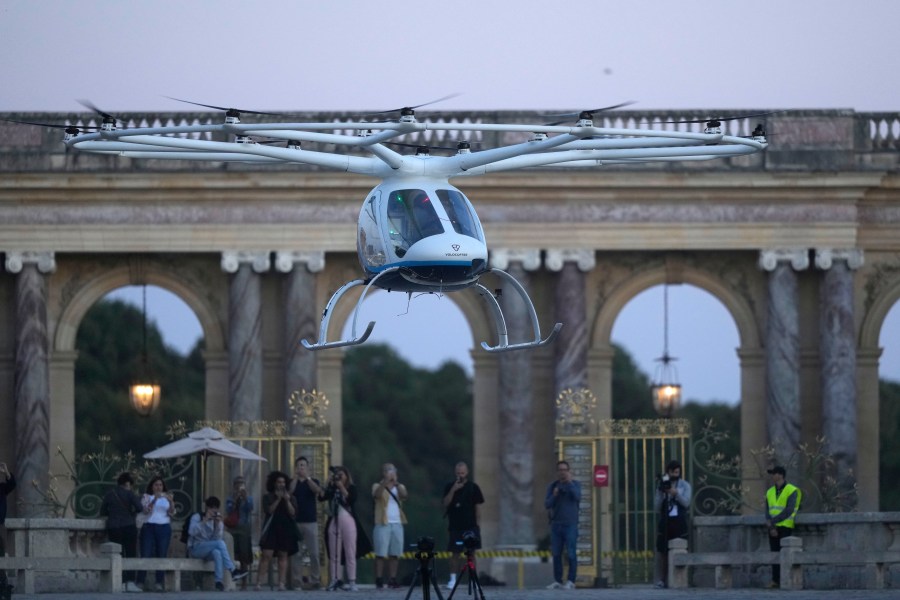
[555,395,691,586]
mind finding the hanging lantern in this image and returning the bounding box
[129,285,161,416]
[651,283,681,417]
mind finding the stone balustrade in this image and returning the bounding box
[1,109,898,172]
[692,512,900,589]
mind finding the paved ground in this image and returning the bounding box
[8,585,900,599]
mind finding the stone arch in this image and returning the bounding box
[588,260,767,500]
[591,265,760,351]
[859,275,900,352]
[54,266,224,354]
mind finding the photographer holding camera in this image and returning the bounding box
[321,466,371,592]
[653,459,691,589]
[187,496,246,591]
[544,460,581,590]
[441,461,484,590]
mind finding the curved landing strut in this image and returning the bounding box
[301,266,562,352]
[474,268,563,352]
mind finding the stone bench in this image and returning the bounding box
[124,557,238,592]
[0,543,123,594]
[669,537,900,590]
[0,542,239,593]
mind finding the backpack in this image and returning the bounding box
[180,512,200,544]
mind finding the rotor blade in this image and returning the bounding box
[362,93,462,116]
[1,118,99,131]
[77,99,120,121]
[164,96,283,116]
[655,110,783,124]
[540,101,636,120]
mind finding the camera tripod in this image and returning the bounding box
[404,549,444,600]
[446,548,485,600]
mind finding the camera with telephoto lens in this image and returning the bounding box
[416,536,435,553]
[461,529,480,550]
[657,474,672,492]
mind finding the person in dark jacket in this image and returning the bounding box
[100,472,143,592]
[544,460,581,590]
[321,466,372,592]
[0,462,16,592]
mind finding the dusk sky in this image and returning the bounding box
[3,0,899,402]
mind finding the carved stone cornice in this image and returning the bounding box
[489,248,541,271]
[758,248,809,272]
[814,248,864,270]
[544,249,596,272]
[221,251,271,274]
[4,251,56,274]
[274,250,325,274]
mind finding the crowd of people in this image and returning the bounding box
[0,454,802,592]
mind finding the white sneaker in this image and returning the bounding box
[564,580,576,590]
[124,581,142,593]
[345,582,359,592]
[546,581,563,589]
[446,575,456,590]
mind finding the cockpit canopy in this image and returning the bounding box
[357,183,485,272]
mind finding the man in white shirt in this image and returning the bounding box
[372,463,408,589]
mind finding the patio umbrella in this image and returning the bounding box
[144,427,267,509]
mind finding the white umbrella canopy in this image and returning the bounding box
[144,427,267,510]
[144,427,267,462]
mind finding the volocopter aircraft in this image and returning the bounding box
[34,99,769,352]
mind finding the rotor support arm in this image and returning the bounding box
[475,268,563,352]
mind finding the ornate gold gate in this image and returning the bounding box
[555,389,691,585]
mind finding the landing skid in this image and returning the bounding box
[475,268,563,352]
[301,266,562,352]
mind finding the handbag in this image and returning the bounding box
[224,509,240,529]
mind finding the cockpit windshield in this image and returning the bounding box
[386,189,444,257]
[435,189,483,241]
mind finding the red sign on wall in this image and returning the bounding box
[593,464,609,487]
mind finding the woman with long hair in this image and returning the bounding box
[136,475,175,591]
[255,470,297,591]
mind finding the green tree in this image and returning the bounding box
[611,343,657,420]
[74,298,204,462]
[880,379,900,510]
[341,344,472,552]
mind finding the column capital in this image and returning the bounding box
[758,248,809,272]
[489,248,541,271]
[814,248,864,270]
[274,250,325,274]
[221,251,271,274]
[4,251,56,274]
[544,249,596,272]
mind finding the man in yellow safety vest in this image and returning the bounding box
[765,465,802,588]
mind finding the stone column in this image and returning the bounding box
[490,248,540,546]
[275,250,324,431]
[545,249,595,395]
[221,251,270,423]
[758,249,808,463]
[815,248,863,492]
[5,251,55,516]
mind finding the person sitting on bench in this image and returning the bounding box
[187,496,248,591]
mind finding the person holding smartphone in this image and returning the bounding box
[256,471,297,591]
[187,496,246,591]
[372,462,408,589]
[441,461,484,590]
